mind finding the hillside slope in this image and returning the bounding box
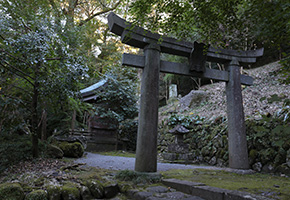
[159,61,290,122]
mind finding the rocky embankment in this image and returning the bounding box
[158,61,290,174]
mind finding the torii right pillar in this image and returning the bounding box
[226,58,249,169]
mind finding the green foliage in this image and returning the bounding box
[243,0,290,50]
[119,120,138,151]
[90,75,138,123]
[0,0,128,159]
[167,113,205,128]
[129,0,289,53]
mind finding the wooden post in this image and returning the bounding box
[226,59,249,169]
[135,43,160,172]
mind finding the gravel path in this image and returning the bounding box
[75,152,253,173]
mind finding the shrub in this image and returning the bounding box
[118,120,138,151]
[0,134,32,173]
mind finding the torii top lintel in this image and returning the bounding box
[108,12,264,64]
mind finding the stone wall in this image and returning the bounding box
[158,115,290,175]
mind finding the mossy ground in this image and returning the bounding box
[161,169,290,200]
[97,151,136,158]
[69,166,115,182]
[1,157,289,200]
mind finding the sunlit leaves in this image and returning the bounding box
[129,0,289,51]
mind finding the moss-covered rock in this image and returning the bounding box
[47,185,62,200]
[79,186,93,199]
[201,147,210,157]
[58,142,84,158]
[46,144,64,159]
[86,180,104,199]
[0,182,25,200]
[249,149,258,165]
[61,183,81,200]
[103,182,119,199]
[118,182,132,193]
[275,163,290,175]
[25,189,47,200]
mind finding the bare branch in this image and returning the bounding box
[0,58,34,79]
[78,0,122,26]
[0,62,35,86]
[0,34,5,41]
[74,0,79,9]
[45,57,67,61]
[0,79,33,94]
[0,93,30,106]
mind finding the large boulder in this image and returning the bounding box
[0,183,25,200]
[53,135,87,150]
[58,142,84,158]
[179,90,208,109]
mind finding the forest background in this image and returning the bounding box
[0,0,289,169]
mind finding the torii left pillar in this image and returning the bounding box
[226,59,249,169]
[135,43,160,172]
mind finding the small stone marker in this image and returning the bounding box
[107,12,264,172]
[169,84,178,98]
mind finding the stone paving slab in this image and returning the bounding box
[162,179,273,200]
[127,186,205,200]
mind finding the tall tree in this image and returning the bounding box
[0,0,135,158]
[128,0,290,51]
[0,9,87,157]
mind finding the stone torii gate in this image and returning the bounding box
[108,12,264,172]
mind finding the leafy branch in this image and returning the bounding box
[78,0,122,26]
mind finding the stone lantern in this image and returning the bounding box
[169,124,189,145]
[162,124,194,163]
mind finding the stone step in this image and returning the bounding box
[162,179,272,200]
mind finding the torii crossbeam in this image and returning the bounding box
[108,12,264,172]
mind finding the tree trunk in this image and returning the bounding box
[32,64,40,158]
[31,82,39,158]
[0,104,8,134]
[66,0,78,30]
[41,106,47,141]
